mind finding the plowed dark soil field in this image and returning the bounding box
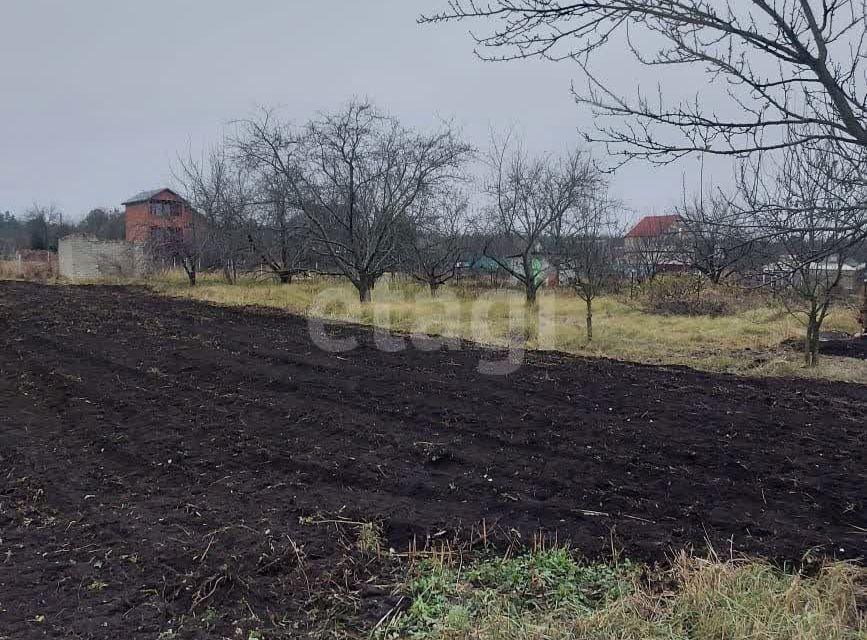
[1,282,865,638]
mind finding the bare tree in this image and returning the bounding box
[243,170,310,283]
[554,193,621,340]
[624,227,679,283]
[77,208,125,240]
[405,190,469,296]
[0,211,26,256]
[176,146,252,284]
[231,116,311,284]
[25,204,69,251]
[423,1,867,162]
[484,135,599,304]
[0,236,15,260]
[145,215,209,287]
[741,137,867,366]
[236,101,473,302]
[676,191,756,284]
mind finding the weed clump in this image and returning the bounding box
[378,547,636,638]
[376,548,866,640]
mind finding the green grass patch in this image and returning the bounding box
[376,549,866,640]
[377,548,637,638]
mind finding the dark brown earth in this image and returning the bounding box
[1,282,865,638]
[783,333,867,360]
[820,336,867,360]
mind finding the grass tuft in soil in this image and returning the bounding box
[377,548,866,640]
[377,546,637,639]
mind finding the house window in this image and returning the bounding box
[150,201,182,217]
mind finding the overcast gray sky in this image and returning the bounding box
[0,0,725,223]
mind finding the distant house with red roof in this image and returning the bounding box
[624,215,681,247]
[624,214,687,278]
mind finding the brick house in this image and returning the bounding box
[123,188,196,244]
[624,215,682,251]
[623,214,688,276]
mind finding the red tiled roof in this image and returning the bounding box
[625,215,680,238]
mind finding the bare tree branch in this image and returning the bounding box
[421,1,867,162]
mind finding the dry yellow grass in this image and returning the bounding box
[150,273,867,383]
[380,547,866,640]
[0,258,57,280]
[574,555,866,640]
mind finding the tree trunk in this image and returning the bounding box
[805,312,820,367]
[223,260,236,285]
[860,283,867,333]
[585,297,593,341]
[357,276,374,303]
[179,256,197,287]
[525,283,537,306]
[429,281,440,297]
[279,272,293,284]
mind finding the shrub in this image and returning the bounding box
[650,296,730,317]
[632,275,733,316]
